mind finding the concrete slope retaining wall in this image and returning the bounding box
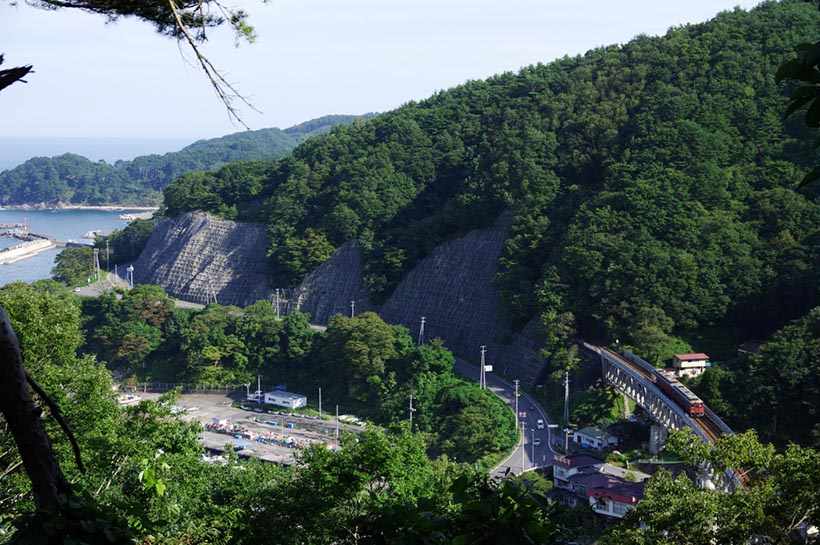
[136,211,548,387]
[380,213,547,387]
[134,212,272,307]
[285,240,376,324]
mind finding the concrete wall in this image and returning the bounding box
[136,211,549,388]
[134,212,272,307]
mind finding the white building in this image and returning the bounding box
[672,353,710,378]
[264,390,307,409]
[212,416,230,426]
[573,426,619,451]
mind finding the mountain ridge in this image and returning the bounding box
[0,113,378,207]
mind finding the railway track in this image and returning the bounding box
[596,343,748,489]
[601,346,727,443]
[694,414,723,443]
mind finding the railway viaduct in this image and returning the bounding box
[582,342,742,490]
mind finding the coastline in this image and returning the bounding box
[0,204,159,212]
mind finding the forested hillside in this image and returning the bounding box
[163,1,818,378]
[0,114,377,206]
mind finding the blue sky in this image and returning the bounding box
[1,0,763,140]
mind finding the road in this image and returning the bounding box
[453,358,560,477]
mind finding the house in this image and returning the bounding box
[263,390,307,409]
[553,454,604,487]
[552,454,651,519]
[671,353,710,378]
[572,426,618,451]
[578,472,647,518]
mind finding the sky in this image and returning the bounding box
[1,0,764,141]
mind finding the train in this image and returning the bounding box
[653,368,705,417]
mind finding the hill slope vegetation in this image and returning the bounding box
[0,114,377,206]
[163,1,818,388]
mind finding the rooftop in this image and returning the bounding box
[576,426,610,439]
[553,453,604,469]
[265,390,307,400]
[674,353,709,361]
[571,472,647,505]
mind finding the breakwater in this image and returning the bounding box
[0,230,56,265]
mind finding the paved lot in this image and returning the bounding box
[135,391,362,464]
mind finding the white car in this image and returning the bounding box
[536,419,545,430]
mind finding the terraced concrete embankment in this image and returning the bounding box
[134,212,272,307]
[137,211,547,387]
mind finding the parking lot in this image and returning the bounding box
[136,391,364,464]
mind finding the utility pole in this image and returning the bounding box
[409,394,416,431]
[126,264,134,289]
[335,405,340,449]
[93,248,101,281]
[479,345,487,389]
[105,239,110,271]
[418,317,426,347]
[563,372,570,423]
[318,387,322,418]
[521,421,526,474]
[350,300,355,318]
[514,379,520,425]
[275,288,280,319]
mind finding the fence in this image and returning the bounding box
[129,382,273,395]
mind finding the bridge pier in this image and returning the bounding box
[649,423,668,454]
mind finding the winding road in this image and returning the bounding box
[453,358,560,477]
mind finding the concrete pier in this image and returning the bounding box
[0,229,58,265]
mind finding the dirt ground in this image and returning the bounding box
[135,391,363,464]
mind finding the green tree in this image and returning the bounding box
[603,429,820,545]
[319,312,412,403]
[51,246,95,286]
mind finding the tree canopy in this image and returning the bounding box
[163,1,818,377]
[0,115,377,207]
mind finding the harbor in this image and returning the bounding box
[0,209,154,273]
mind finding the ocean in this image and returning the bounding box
[0,209,151,287]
